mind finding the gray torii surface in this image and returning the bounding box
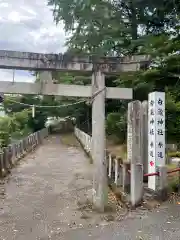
[0,50,150,72]
[0,80,132,98]
[0,50,150,97]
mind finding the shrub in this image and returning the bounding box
[0,110,30,148]
[106,112,127,144]
[168,151,180,158]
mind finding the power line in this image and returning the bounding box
[6,87,106,108]
[8,98,86,108]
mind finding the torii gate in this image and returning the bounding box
[0,50,150,211]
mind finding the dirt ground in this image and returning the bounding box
[0,134,126,240]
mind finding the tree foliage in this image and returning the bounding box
[48,0,180,55]
[0,109,30,148]
[47,0,180,144]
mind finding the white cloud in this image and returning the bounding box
[0,70,36,82]
[0,0,68,83]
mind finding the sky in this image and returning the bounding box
[0,0,67,82]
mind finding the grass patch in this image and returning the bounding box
[167,163,180,192]
[168,151,180,158]
[106,138,127,160]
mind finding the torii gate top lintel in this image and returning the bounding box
[0,50,151,73]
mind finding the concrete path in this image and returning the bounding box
[60,202,180,240]
[0,134,179,240]
[0,135,95,240]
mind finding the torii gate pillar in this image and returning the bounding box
[91,70,107,212]
[39,71,53,83]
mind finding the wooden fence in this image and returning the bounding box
[74,127,130,198]
[0,128,49,177]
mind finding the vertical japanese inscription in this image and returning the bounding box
[148,98,156,169]
[148,92,165,190]
[127,102,133,162]
[156,95,165,165]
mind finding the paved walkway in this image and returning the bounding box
[0,134,180,240]
[61,202,180,240]
[0,135,95,240]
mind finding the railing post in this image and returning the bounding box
[35,132,38,145]
[12,145,16,165]
[108,154,112,178]
[122,162,131,193]
[26,137,29,151]
[20,141,23,156]
[39,131,43,144]
[8,145,13,167]
[6,147,11,169]
[114,158,118,184]
[0,153,4,177]
[14,144,17,159]
[3,148,8,174]
[158,165,168,201]
[22,139,26,153]
[114,157,123,186]
[111,155,116,181]
[37,131,40,144]
[30,135,33,151]
[17,143,21,159]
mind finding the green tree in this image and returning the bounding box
[0,109,30,148]
[48,0,180,55]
